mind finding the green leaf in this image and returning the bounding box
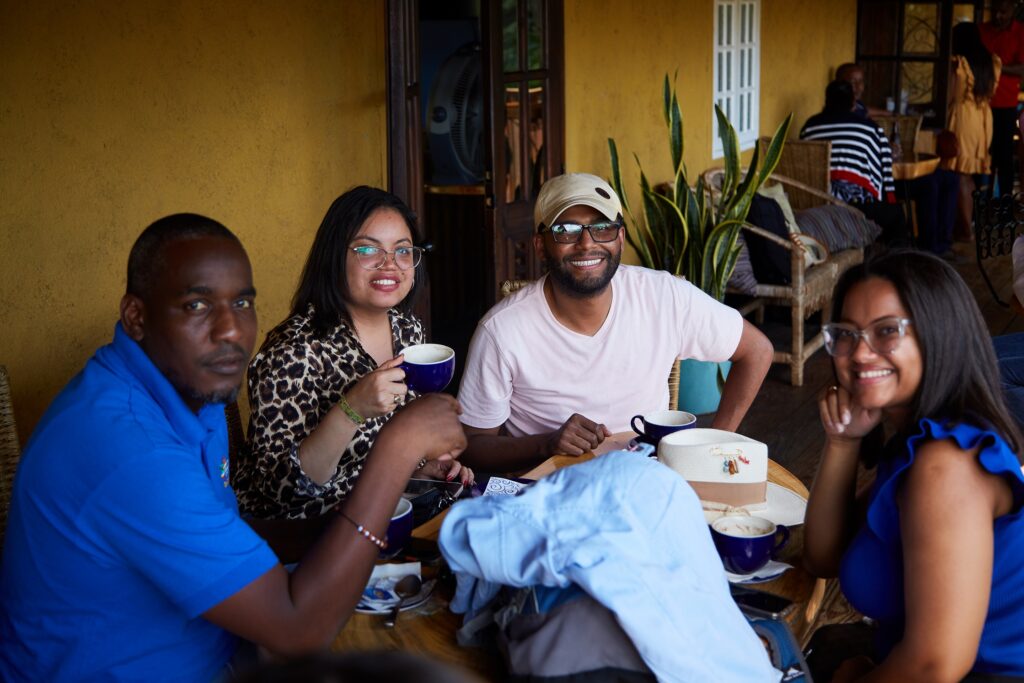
[639,166,671,270]
[650,191,688,274]
[669,91,683,175]
[715,105,741,200]
[608,138,633,221]
[662,74,671,128]
[757,113,794,188]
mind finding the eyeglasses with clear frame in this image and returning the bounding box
[822,317,914,357]
[350,245,424,271]
[538,221,624,244]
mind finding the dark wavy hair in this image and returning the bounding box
[291,186,424,336]
[952,22,996,101]
[831,249,1022,460]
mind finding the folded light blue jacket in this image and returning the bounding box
[438,450,780,683]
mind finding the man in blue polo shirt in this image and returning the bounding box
[0,215,466,681]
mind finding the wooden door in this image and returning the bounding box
[386,0,430,329]
[482,0,565,293]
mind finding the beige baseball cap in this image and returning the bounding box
[534,173,623,230]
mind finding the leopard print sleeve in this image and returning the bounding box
[234,308,425,520]
[237,337,337,516]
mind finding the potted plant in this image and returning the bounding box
[608,74,791,413]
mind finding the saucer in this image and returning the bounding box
[355,579,436,614]
[725,560,791,585]
[702,482,808,527]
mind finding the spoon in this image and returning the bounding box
[383,574,423,628]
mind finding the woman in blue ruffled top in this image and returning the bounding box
[804,249,1024,683]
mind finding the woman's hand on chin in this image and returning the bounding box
[819,384,882,442]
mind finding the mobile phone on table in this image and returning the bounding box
[730,585,795,620]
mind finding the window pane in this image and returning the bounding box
[952,4,975,24]
[858,0,899,56]
[502,0,519,73]
[902,3,939,56]
[901,61,935,105]
[726,4,733,45]
[503,84,521,202]
[527,0,544,70]
[527,79,546,196]
[863,61,898,110]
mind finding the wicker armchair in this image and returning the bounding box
[0,366,22,556]
[875,114,923,159]
[500,279,683,412]
[758,137,831,209]
[703,169,866,386]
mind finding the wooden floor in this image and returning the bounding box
[729,244,1023,490]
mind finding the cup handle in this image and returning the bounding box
[771,524,790,556]
[631,415,645,436]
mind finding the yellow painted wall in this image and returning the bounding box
[0,0,386,442]
[564,0,857,260]
[761,0,858,144]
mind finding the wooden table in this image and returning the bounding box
[892,152,940,181]
[332,433,823,677]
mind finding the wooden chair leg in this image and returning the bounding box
[791,303,805,387]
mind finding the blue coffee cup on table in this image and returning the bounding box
[710,515,790,575]
[631,409,697,445]
[382,497,414,559]
[399,344,455,394]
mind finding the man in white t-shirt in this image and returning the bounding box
[457,172,773,471]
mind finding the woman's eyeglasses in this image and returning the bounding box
[538,221,623,244]
[822,317,913,357]
[350,245,424,271]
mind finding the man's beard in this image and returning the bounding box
[182,385,241,407]
[544,249,621,297]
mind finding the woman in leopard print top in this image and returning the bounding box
[234,187,473,519]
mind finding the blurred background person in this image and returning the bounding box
[945,21,1001,241]
[980,0,1024,198]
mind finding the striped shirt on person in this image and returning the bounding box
[799,112,897,204]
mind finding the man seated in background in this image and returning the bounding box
[0,214,466,682]
[456,173,773,472]
[839,60,962,259]
[801,79,911,246]
[835,62,888,120]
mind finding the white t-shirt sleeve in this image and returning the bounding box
[457,324,514,429]
[672,277,744,362]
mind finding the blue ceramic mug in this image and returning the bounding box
[710,515,790,575]
[399,344,455,394]
[630,409,697,445]
[382,497,414,559]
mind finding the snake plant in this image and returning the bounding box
[609,74,792,302]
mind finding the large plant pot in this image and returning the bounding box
[677,359,732,416]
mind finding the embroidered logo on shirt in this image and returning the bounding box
[220,457,230,487]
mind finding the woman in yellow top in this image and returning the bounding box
[945,21,1001,241]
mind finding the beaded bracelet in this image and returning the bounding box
[337,394,365,426]
[339,512,387,550]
